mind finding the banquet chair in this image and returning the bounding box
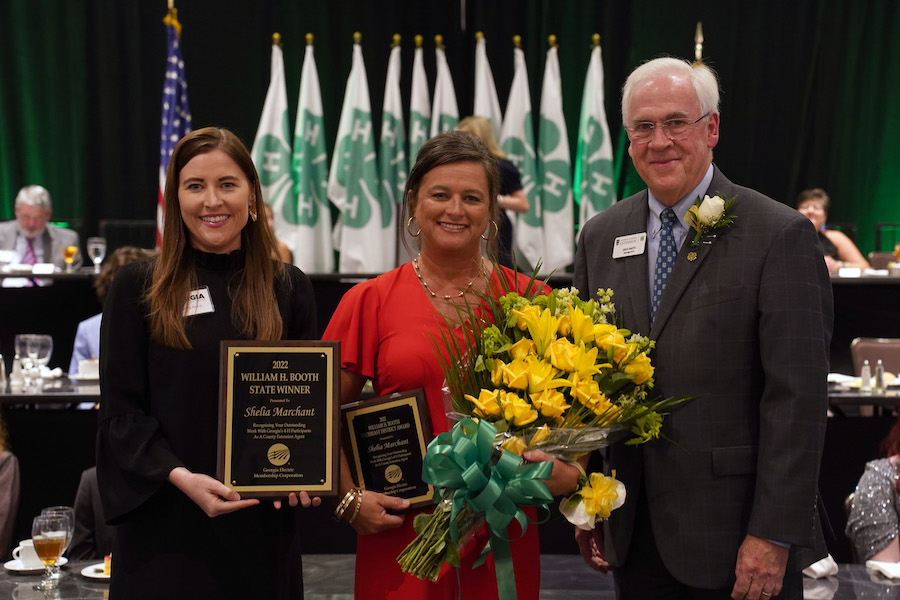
[850,337,900,376]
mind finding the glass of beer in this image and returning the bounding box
[31,514,70,590]
[62,245,79,273]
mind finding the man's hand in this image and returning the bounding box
[731,534,789,600]
[575,526,610,573]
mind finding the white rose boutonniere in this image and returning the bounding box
[685,194,737,248]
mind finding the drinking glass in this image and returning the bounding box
[61,245,79,273]
[40,507,74,558]
[13,334,32,370]
[86,237,107,274]
[23,335,52,387]
[31,514,70,590]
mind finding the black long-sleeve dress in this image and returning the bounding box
[96,249,316,600]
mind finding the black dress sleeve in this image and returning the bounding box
[96,262,183,524]
[281,265,317,340]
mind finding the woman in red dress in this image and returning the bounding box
[324,131,579,599]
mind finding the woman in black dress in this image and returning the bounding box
[97,127,318,599]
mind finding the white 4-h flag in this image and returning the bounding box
[575,43,616,226]
[430,44,459,136]
[500,46,541,269]
[380,43,406,268]
[538,44,574,272]
[473,34,503,137]
[409,42,431,163]
[291,40,334,273]
[327,42,391,273]
[251,42,294,249]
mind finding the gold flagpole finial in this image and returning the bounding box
[475,31,484,41]
[353,31,362,45]
[391,33,401,48]
[162,6,182,40]
[415,34,423,48]
[434,34,445,50]
[306,33,314,46]
[693,21,704,65]
[548,34,557,48]
[272,32,281,47]
[512,35,522,49]
[591,33,601,49]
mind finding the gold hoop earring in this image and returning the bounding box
[481,220,499,241]
[406,216,420,237]
[249,203,258,222]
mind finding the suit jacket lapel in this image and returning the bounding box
[623,194,652,336]
[650,167,735,339]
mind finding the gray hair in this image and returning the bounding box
[621,57,720,123]
[15,185,52,212]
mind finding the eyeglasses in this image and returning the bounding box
[625,113,710,143]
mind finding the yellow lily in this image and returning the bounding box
[557,314,572,337]
[513,304,541,331]
[526,357,572,395]
[491,359,506,387]
[568,307,596,345]
[512,306,558,357]
[572,342,606,378]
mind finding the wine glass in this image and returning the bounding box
[23,335,52,387]
[32,514,70,590]
[61,245,79,273]
[41,506,74,578]
[13,334,33,371]
[86,237,107,274]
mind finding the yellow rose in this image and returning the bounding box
[513,304,541,331]
[613,341,639,364]
[571,374,601,406]
[500,435,527,456]
[508,337,536,361]
[557,314,572,337]
[530,388,570,420]
[501,358,530,390]
[623,351,654,385]
[491,359,506,387]
[529,424,551,447]
[464,388,501,419]
[594,324,625,352]
[499,391,538,427]
[548,338,578,372]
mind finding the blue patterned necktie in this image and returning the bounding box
[650,208,678,321]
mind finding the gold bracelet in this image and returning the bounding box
[347,489,363,524]
[333,487,360,521]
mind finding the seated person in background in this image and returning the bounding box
[0,185,81,271]
[69,246,154,375]
[0,417,20,560]
[68,467,114,560]
[846,415,900,562]
[264,204,293,264]
[796,188,870,273]
[458,116,529,268]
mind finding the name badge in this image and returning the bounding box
[612,233,647,259]
[184,286,215,316]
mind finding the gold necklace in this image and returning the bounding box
[413,254,485,300]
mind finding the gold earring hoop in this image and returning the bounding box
[406,216,421,237]
[481,220,499,241]
[249,203,258,222]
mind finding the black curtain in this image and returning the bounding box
[1,0,898,254]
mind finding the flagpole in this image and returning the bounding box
[694,22,704,65]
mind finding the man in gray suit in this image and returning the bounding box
[0,185,80,272]
[573,58,832,599]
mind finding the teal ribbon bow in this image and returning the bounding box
[422,418,553,600]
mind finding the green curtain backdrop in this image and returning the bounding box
[1,0,897,255]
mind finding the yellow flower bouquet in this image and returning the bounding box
[397,278,692,599]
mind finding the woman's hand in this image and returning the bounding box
[273,492,322,510]
[346,490,410,535]
[168,466,259,517]
[523,449,581,497]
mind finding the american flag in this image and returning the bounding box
[157,9,192,247]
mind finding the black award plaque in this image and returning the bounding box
[218,341,339,498]
[342,389,434,508]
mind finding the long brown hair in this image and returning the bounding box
[148,127,285,349]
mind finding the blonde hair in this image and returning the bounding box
[147,127,286,349]
[458,116,506,159]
